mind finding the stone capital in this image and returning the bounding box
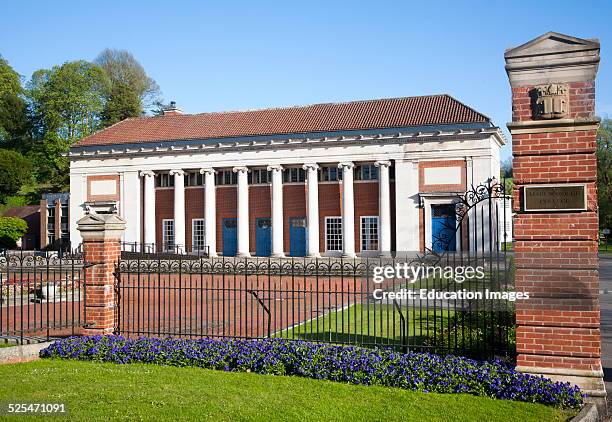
[338,162,355,170]
[169,169,185,177]
[139,170,155,178]
[374,160,392,168]
[302,163,319,171]
[504,32,600,87]
[232,166,249,174]
[267,164,284,172]
[77,213,126,242]
[199,168,216,175]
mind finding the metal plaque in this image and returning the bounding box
[524,184,586,212]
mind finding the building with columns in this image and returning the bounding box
[68,95,504,257]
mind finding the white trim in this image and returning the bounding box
[162,219,175,252]
[324,216,343,253]
[360,216,379,252]
[191,218,206,252]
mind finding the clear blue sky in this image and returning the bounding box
[3,1,611,160]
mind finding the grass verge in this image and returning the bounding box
[0,359,576,421]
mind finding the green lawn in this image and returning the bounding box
[274,304,451,347]
[0,359,575,421]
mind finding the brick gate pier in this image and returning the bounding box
[505,32,605,403]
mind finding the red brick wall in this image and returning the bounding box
[511,81,600,372]
[249,185,271,252]
[283,184,306,253]
[511,82,595,122]
[419,160,467,192]
[354,181,379,252]
[318,183,341,252]
[185,187,204,250]
[215,186,237,252]
[155,188,173,246]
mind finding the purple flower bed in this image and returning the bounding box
[40,336,582,408]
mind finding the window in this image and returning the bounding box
[354,164,379,181]
[192,219,205,252]
[325,217,343,251]
[185,171,204,186]
[60,204,69,241]
[47,206,55,244]
[248,169,271,184]
[283,167,305,183]
[155,173,174,187]
[319,166,342,182]
[216,170,238,185]
[162,219,175,252]
[361,216,379,251]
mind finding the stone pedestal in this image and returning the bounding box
[505,32,605,403]
[77,212,126,336]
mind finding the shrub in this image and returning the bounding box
[0,149,32,202]
[40,336,583,409]
[0,216,28,248]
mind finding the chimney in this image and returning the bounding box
[163,101,183,116]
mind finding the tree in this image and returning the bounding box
[0,216,28,248]
[27,60,110,187]
[0,55,29,150]
[94,49,160,125]
[0,148,32,202]
[597,119,612,230]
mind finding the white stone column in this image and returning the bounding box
[233,166,250,257]
[169,169,186,253]
[303,163,320,258]
[338,162,356,258]
[140,171,156,252]
[200,168,217,257]
[267,165,284,257]
[375,161,392,255]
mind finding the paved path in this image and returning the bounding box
[599,254,612,418]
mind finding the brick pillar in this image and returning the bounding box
[39,199,48,249]
[77,212,126,336]
[505,32,604,399]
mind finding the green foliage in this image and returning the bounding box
[0,55,29,151]
[94,49,160,125]
[0,148,32,202]
[598,119,612,230]
[27,60,111,187]
[0,216,28,248]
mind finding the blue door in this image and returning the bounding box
[255,218,272,256]
[222,218,237,256]
[289,217,307,257]
[431,205,456,253]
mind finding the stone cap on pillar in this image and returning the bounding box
[77,213,126,242]
[505,32,600,86]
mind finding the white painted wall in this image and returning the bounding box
[394,159,420,251]
[69,172,86,246]
[121,171,141,243]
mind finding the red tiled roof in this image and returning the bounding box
[76,95,490,147]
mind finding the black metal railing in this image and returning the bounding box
[0,251,86,344]
[120,242,209,260]
[114,253,515,360]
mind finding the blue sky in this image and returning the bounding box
[3,1,611,160]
